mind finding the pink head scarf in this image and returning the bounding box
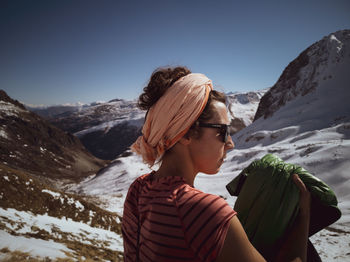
[131,73,213,166]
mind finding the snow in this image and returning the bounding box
[40,189,87,212]
[42,189,61,199]
[0,230,72,259]
[75,116,144,136]
[0,207,124,255]
[74,200,85,211]
[0,101,23,118]
[69,99,145,137]
[227,90,267,126]
[310,227,350,261]
[0,129,8,139]
[329,34,343,55]
[69,153,154,215]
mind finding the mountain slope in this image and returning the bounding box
[46,99,145,160]
[230,29,350,196]
[0,90,107,182]
[0,164,123,261]
[227,90,267,133]
[254,29,350,125]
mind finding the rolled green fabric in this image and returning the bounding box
[226,154,341,259]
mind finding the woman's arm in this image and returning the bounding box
[216,216,266,262]
[274,174,311,262]
[216,174,310,262]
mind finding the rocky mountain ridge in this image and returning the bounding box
[255,29,350,122]
[26,102,88,119]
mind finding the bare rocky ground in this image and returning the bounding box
[0,164,123,261]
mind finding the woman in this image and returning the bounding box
[122,66,310,262]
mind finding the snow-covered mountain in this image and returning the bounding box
[26,102,89,119]
[227,90,267,133]
[37,91,265,160]
[70,30,350,261]
[44,99,145,160]
[255,29,350,124]
[230,29,350,203]
[47,99,144,135]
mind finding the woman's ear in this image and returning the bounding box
[178,135,191,145]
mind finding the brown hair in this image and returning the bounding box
[138,66,226,138]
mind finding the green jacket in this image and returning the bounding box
[226,154,341,259]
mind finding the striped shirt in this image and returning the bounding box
[122,172,236,262]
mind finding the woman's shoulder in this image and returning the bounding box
[127,173,152,193]
[174,186,236,232]
[128,173,187,195]
[174,185,229,211]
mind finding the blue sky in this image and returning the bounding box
[1,0,349,106]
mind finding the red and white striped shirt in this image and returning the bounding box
[122,172,236,262]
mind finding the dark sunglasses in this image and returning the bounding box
[197,122,230,143]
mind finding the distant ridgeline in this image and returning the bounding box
[29,90,265,161]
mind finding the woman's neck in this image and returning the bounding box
[155,145,197,186]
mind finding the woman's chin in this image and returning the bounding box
[206,167,221,175]
[201,160,224,175]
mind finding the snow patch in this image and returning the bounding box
[0,207,124,254]
[0,129,8,139]
[0,230,72,259]
[42,189,61,199]
[0,101,23,118]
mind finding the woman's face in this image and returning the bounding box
[188,101,234,174]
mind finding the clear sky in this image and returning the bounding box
[1,0,349,106]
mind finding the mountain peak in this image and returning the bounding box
[254,29,350,121]
[0,90,26,110]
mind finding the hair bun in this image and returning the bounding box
[138,66,191,110]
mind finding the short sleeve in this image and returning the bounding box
[122,177,142,261]
[175,187,236,262]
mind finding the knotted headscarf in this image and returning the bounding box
[131,73,213,166]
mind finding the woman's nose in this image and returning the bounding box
[225,135,234,150]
